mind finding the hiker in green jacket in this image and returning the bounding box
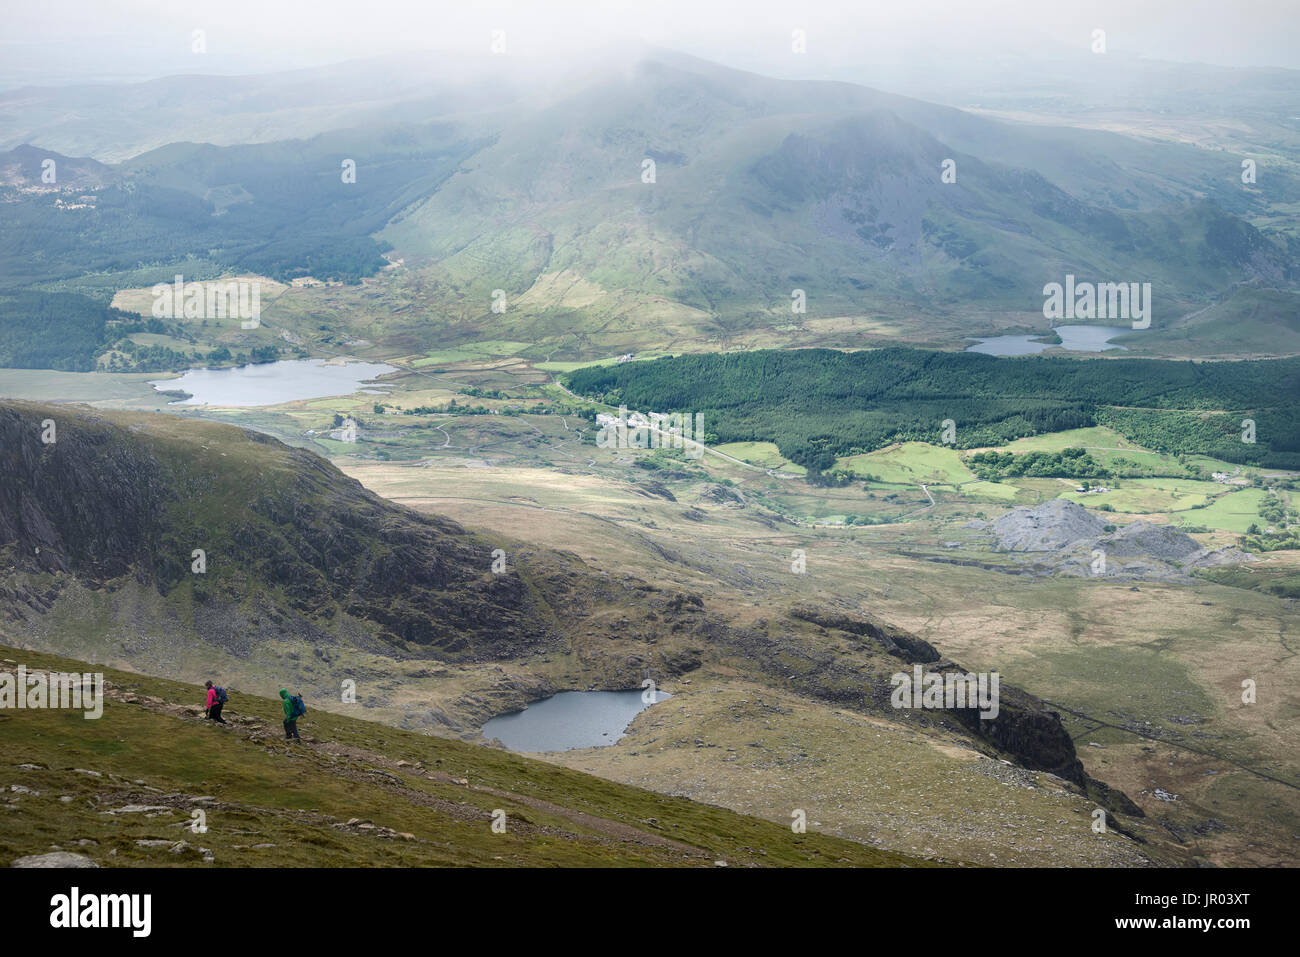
[280,688,302,741]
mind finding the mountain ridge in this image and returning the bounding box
[2,49,1295,360]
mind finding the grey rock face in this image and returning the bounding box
[11,852,99,868]
[992,499,1108,552]
[983,499,1252,580]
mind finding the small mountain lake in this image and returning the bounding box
[965,324,1130,356]
[150,359,396,407]
[481,689,672,753]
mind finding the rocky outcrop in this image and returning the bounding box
[980,499,1252,581]
[700,484,745,507]
[1102,520,1201,561]
[790,603,941,662]
[992,499,1107,552]
[11,852,99,868]
[784,603,1144,818]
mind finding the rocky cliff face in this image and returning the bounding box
[0,402,577,660]
[784,603,1143,816]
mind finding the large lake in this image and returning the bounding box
[481,689,672,753]
[965,325,1130,356]
[151,359,396,407]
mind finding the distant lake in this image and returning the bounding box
[966,325,1130,356]
[151,359,396,407]
[481,689,672,753]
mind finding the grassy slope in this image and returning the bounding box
[0,645,926,868]
[837,443,976,485]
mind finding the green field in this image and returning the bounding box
[1172,487,1271,533]
[1000,426,1139,453]
[714,441,806,475]
[958,479,1024,502]
[1059,478,1222,513]
[825,432,1275,533]
[837,442,976,485]
[1000,426,1254,477]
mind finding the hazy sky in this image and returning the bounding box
[3,0,1297,85]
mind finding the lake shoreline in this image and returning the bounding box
[966,324,1131,356]
[149,357,397,408]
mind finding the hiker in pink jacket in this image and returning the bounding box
[204,680,227,724]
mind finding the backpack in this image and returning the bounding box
[290,694,306,718]
[214,686,228,705]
